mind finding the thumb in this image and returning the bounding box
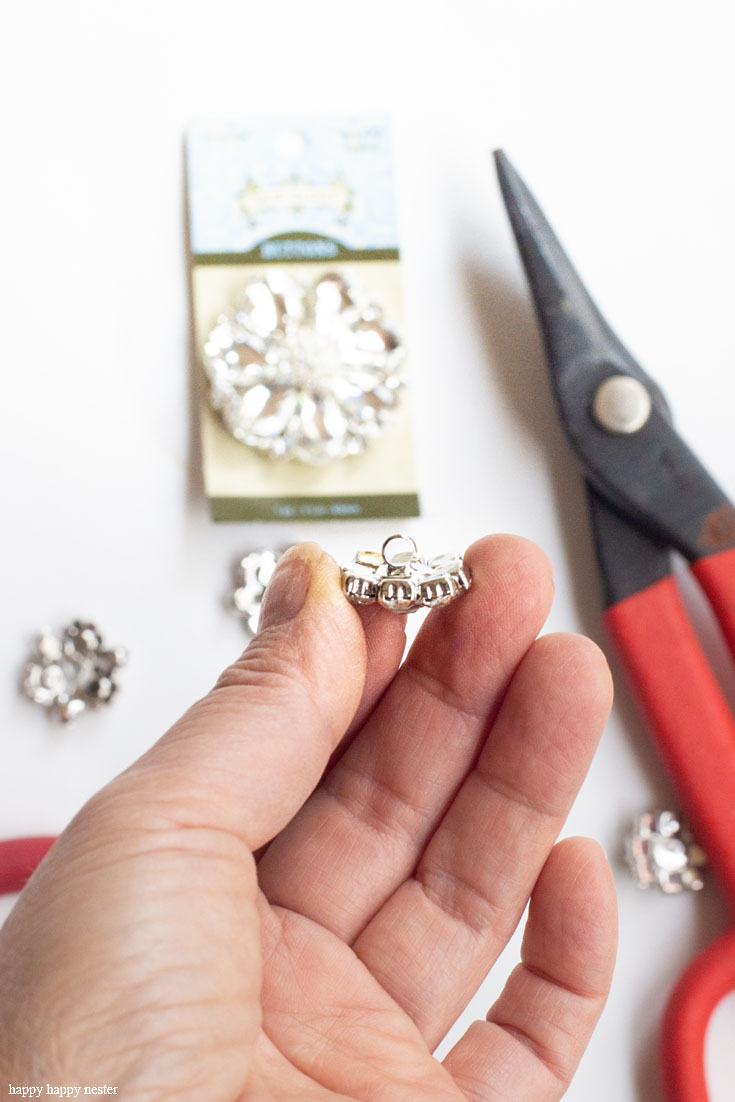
[107,542,367,850]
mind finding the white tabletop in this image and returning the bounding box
[1,2,733,1098]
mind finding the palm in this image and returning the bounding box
[0,537,616,1102]
[254,896,467,1098]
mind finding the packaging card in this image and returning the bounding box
[187,118,420,522]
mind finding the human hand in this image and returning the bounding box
[0,536,616,1101]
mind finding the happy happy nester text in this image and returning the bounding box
[8,1088,118,1098]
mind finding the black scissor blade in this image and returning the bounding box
[493,149,669,414]
[495,150,619,368]
[493,150,735,562]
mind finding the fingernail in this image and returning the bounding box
[258,544,322,630]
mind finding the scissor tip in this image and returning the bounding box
[492,150,521,195]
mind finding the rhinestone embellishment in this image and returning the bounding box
[203,272,405,464]
[231,549,282,635]
[22,621,128,722]
[625,810,707,893]
[341,535,470,613]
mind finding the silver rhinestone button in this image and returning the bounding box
[341,535,470,614]
[22,620,127,723]
[625,810,706,893]
[231,550,282,635]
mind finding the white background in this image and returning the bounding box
[1,2,734,1098]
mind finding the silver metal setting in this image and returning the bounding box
[231,549,283,635]
[592,374,652,434]
[203,271,405,464]
[22,621,128,723]
[625,810,707,893]
[341,534,470,613]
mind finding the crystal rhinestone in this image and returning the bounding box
[203,272,405,464]
[378,576,420,612]
[59,698,86,723]
[37,632,62,662]
[343,566,379,605]
[625,810,706,893]
[63,620,103,654]
[21,622,127,722]
[420,574,456,607]
[232,585,256,614]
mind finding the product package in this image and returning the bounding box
[186,117,420,521]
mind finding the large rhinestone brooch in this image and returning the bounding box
[22,620,128,722]
[203,272,405,465]
[341,535,470,613]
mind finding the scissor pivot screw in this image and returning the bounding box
[593,374,652,434]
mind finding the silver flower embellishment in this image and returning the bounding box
[22,620,127,723]
[203,272,405,464]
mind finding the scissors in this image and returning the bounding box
[494,150,735,1102]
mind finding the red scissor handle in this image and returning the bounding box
[606,572,735,1102]
[605,572,735,904]
[692,547,735,658]
[0,836,57,896]
[661,929,735,1102]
